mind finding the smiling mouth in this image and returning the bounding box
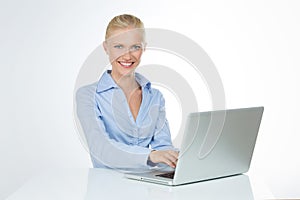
[118,61,135,68]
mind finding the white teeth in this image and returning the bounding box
[119,62,133,67]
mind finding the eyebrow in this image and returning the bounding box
[111,42,143,46]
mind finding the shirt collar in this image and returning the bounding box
[96,70,118,93]
[135,72,152,90]
[96,70,152,93]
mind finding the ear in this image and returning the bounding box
[103,41,109,55]
[143,42,147,52]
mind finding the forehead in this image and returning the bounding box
[106,28,144,45]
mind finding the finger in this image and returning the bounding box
[163,154,177,168]
[165,151,178,163]
[164,159,176,168]
[170,151,179,159]
[165,150,179,159]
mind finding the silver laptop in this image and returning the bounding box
[125,107,264,186]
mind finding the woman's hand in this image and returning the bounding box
[149,150,179,168]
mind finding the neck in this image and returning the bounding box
[111,71,139,93]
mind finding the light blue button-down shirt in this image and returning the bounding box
[76,70,174,170]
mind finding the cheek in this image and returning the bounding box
[108,51,121,62]
[133,51,143,60]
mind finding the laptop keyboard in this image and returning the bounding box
[155,171,175,179]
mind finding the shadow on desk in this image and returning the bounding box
[84,168,254,200]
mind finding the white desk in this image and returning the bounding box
[7,168,274,200]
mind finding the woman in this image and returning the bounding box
[77,14,178,170]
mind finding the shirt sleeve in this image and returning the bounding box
[75,84,152,170]
[149,93,176,151]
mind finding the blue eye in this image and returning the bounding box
[114,45,123,49]
[134,45,141,49]
[131,45,142,51]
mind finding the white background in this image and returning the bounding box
[1,0,300,199]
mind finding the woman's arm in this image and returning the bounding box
[148,93,179,168]
[76,84,152,170]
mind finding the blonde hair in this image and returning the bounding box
[105,14,145,41]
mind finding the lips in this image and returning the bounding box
[118,61,135,68]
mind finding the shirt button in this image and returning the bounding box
[132,129,137,137]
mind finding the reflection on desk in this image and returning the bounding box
[85,168,254,200]
[7,168,255,200]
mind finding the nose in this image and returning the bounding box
[121,50,131,60]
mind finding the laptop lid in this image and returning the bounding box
[125,107,264,186]
[172,106,264,185]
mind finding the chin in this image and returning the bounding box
[113,62,138,75]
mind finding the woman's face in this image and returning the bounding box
[103,27,145,79]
